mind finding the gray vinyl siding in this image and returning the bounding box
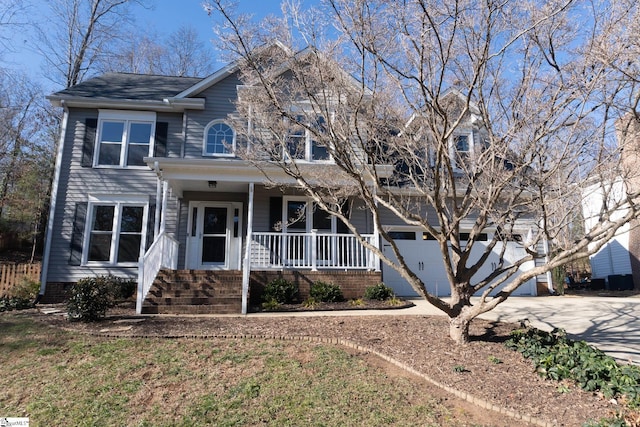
[46,108,162,283]
[158,112,185,158]
[184,73,243,159]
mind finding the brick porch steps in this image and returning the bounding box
[141,269,243,315]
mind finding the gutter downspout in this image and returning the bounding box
[241,182,255,314]
[39,101,70,299]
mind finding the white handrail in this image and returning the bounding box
[136,232,179,313]
[250,232,376,270]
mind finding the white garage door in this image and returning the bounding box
[381,229,536,297]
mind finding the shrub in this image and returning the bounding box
[309,281,343,302]
[364,283,395,301]
[66,274,134,321]
[0,278,39,312]
[109,276,136,300]
[262,278,298,304]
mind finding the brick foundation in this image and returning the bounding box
[40,282,75,303]
[41,270,383,312]
[249,270,382,306]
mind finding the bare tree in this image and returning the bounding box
[101,25,216,77]
[163,25,215,77]
[0,0,29,51]
[36,0,145,87]
[0,70,55,258]
[207,0,640,343]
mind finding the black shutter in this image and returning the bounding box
[69,202,88,265]
[146,203,156,250]
[269,197,283,231]
[337,199,350,234]
[154,122,168,157]
[81,118,97,167]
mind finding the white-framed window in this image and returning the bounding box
[283,197,336,233]
[450,132,474,170]
[284,115,332,162]
[84,195,148,266]
[203,120,235,156]
[95,110,156,168]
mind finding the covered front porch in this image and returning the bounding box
[136,158,382,314]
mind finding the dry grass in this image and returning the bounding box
[1,312,498,426]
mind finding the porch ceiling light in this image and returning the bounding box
[208,180,217,188]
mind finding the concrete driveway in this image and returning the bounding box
[474,295,640,364]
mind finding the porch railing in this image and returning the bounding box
[250,231,376,270]
[137,232,179,313]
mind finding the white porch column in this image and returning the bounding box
[160,180,169,234]
[154,162,161,237]
[242,182,255,315]
[372,187,381,272]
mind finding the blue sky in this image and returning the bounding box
[2,1,293,90]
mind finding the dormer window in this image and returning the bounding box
[204,121,235,156]
[285,115,332,162]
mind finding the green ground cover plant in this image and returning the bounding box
[0,314,486,426]
[506,326,640,425]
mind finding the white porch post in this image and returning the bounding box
[311,229,318,271]
[160,180,168,234]
[154,162,161,237]
[242,182,255,315]
[372,187,381,272]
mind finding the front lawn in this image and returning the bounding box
[1,313,483,426]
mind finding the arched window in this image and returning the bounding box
[204,121,235,156]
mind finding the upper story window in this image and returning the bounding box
[204,120,235,156]
[451,132,473,170]
[285,115,332,162]
[95,110,156,168]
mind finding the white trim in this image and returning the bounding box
[82,196,149,267]
[185,201,243,270]
[40,103,69,295]
[242,183,255,314]
[282,196,337,233]
[202,119,236,157]
[47,96,204,111]
[98,109,156,121]
[94,110,157,168]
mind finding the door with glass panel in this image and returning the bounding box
[186,202,242,270]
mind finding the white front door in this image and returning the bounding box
[186,202,242,270]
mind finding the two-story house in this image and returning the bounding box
[41,46,541,314]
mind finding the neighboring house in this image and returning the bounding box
[582,114,640,290]
[41,45,542,314]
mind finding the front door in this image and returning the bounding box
[186,202,242,270]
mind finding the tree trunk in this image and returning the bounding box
[449,313,473,344]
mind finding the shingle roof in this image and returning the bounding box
[52,73,204,100]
